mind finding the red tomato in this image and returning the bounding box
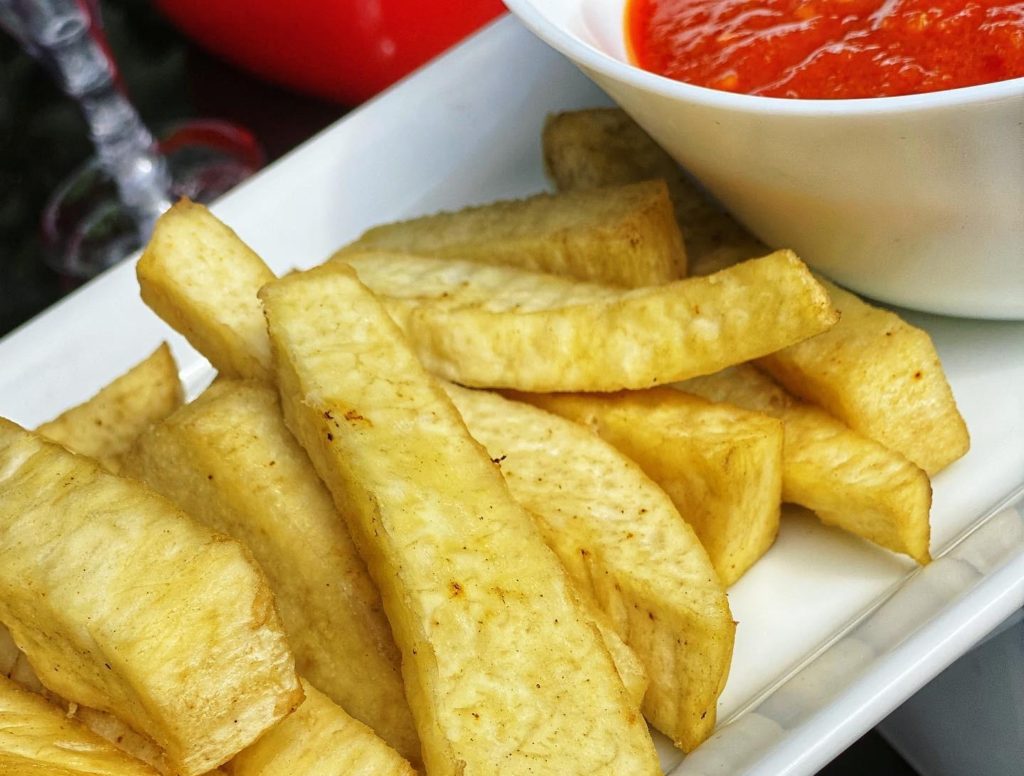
[155,0,507,104]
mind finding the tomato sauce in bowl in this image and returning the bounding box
[627,0,1024,98]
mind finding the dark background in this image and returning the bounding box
[0,1,919,773]
[0,0,343,335]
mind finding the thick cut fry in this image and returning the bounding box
[227,680,416,776]
[137,200,275,381]
[0,675,158,776]
[0,420,303,776]
[343,250,838,392]
[122,380,419,763]
[543,109,963,472]
[36,343,183,472]
[4,625,176,774]
[542,108,767,274]
[445,384,734,751]
[514,388,783,586]
[334,180,686,286]
[3,626,190,776]
[678,365,932,563]
[122,333,639,745]
[757,279,969,475]
[4,624,191,776]
[261,263,661,776]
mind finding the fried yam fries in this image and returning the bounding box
[122,380,418,762]
[446,384,735,750]
[335,180,686,286]
[227,680,416,776]
[514,388,783,585]
[0,421,302,776]
[678,365,932,563]
[343,250,838,392]
[757,279,969,475]
[137,200,275,381]
[261,263,661,775]
[36,343,182,472]
[0,675,158,776]
[543,108,767,274]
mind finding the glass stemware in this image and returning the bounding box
[0,0,262,278]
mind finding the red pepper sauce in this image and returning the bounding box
[627,0,1024,98]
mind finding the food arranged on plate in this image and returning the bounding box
[123,379,419,762]
[0,108,969,774]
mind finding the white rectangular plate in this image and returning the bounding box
[2,16,1022,776]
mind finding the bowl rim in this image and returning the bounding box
[504,0,1024,116]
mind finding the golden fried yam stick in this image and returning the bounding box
[446,384,734,751]
[543,110,967,474]
[334,180,686,286]
[0,420,303,776]
[514,388,782,586]
[2,625,176,774]
[261,263,661,775]
[0,674,158,776]
[36,343,182,472]
[122,380,418,762]
[757,279,969,475]
[227,680,416,776]
[138,200,275,381]
[678,365,932,564]
[6,618,210,776]
[342,250,837,392]
[542,108,767,274]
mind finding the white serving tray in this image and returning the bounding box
[1,15,1022,776]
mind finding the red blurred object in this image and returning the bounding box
[155,0,507,105]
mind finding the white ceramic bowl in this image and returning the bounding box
[504,0,1024,319]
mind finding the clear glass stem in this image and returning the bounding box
[0,0,172,238]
